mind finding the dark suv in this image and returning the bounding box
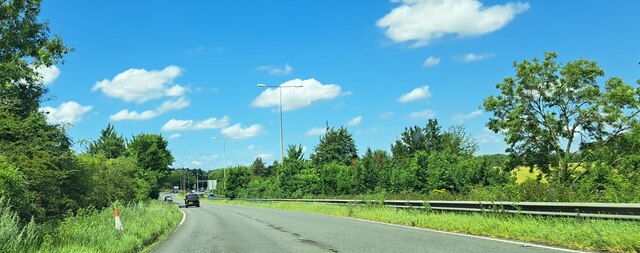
[184,194,200,208]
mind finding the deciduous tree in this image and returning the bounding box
[483,52,640,184]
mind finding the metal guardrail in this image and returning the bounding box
[245,199,640,220]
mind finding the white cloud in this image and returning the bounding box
[165,85,187,96]
[36,65,61,85]
[347,116,363,126]
[169,133,181,139]
[306,127,327,136]
[461,53,495,62]
[157,97,190,113]
[257,64,293,75]
[162,119,193,131]
[161,116,230,131]
[380,112,395,119]
[92,65,186,103]
[247,145,255,151]
[110,97,190,121]
[398,86,432,103]
[377,0,529,47]
[110,109,158,121]
[453,110,483,122]
[194,116,231,129]
[252,78,343,111]
[422,56,440,67]
[256,153,273,160]
[410,110,436,120]
[221,124,264,139]
[40,101,92,125]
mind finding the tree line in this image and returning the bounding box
[0,0,174,224]
[209,53,640,202]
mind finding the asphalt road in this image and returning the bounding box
[152,193,578,253]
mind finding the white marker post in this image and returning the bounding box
[114,208,125,235]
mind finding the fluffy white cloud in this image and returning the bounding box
[306,127,327,136]
[247,145,255,151]
[36,65,61,85]
[410,109,436,120]
[257,64,293,75]
[461,53,495,62]
[422,56,440,67]
[157,97,190,112]
[161,116,230,131]
[110,110,158,121]
[194,117,231,129]
[221,124,264,139]
[377,0,529,47]
[252,78,343,111]
[453,110,483,122]
[169,133,181,139]
[347,116,363,126]
[40,101,92,125]
[110,97,190,121]
[398,86,431,103]
[92,65,186,103]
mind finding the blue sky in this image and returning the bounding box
[37,0,639,169]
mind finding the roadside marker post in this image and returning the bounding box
[114,208,125,235]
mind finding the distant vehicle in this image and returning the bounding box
[207,194,216,199]
[199,187,205,192]
[184,194,200,208]
[173,186,179,193]
[164,196,173,202]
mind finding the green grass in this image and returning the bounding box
[1,197,41,253]
[219,200,640,252]
[37,201,182,253]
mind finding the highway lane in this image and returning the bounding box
[152,196,578,253]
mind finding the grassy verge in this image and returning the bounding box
[37,201,181,253]
[219,200,639,252]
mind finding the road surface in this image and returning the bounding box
[152,193,578,253]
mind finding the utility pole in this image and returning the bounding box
[212,137,232,192]
[256,84,303,163]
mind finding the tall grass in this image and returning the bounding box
[0,198,181,253]
[39,201,182,253]
[0,197,41,253]
[224,200,640,252]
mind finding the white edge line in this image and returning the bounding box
[178,207,186,227]
[313,213,585,253]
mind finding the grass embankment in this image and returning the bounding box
[1,200,182,253]
[220,200,640,252]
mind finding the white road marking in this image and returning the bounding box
[313,213,585,253]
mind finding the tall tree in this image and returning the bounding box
[354,148,388,193]
[250,157,269,177]
[391,119,443,159]
[127,133,174,198]
[311,125,358,167]
[128,133,174,172]
[88,124,126,159]
[1,0,71,117]
[483,52,640,183]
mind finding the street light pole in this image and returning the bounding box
[257,84,303,163]
[212,137,232,192]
